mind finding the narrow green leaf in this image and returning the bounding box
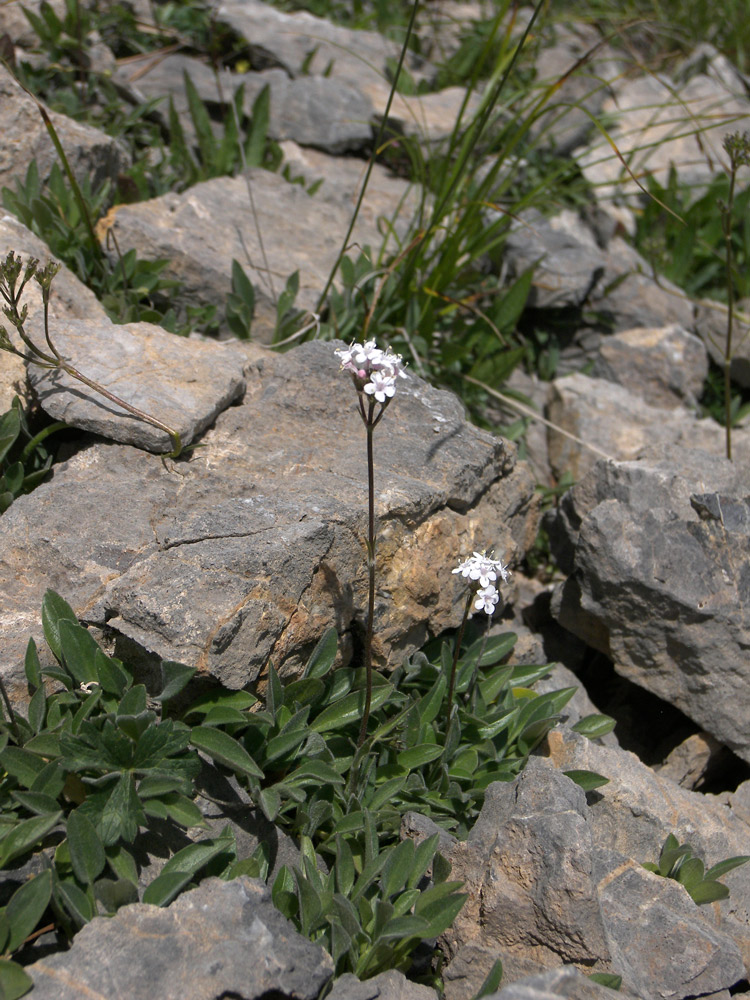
[41,590,78,662]
[160,832,235,877]
[58,620,99,686]
[55,879,94,927]
[0,811,62,867]
[704,855,750,881]
[67,809,106,884]
[397,743,444,771]
[303,628,338,679]
[142,870,193,907]
[183,70,216,171]
[5,870,52,954]
[24,639,42,690]
[380,839,415,898]
[471,958,503,999]
[0,406,20,464]
[571,714,617,740]
[245,84,270,167]
[190,726,263,780]
[311,684,392,734]
[408,833,440,890]
[563,769,609,792]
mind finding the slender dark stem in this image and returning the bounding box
[446,591,473,731]
[723,162,737,462]
[357,397,377,748]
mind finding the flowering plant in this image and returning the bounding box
[335,340,407,747]
[453,551,511,617]
[335,340,407,407]
[447,550,511,723]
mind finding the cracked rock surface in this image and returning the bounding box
[0,340,538,701]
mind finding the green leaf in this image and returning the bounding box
[571,714,616,740]
[41,590,78,662]
[311,683,392,734]
[183,71,216,171]
[27,687,46,734]
[189,726,264,780]
[5,870,52,954]
[246,84,270,167]
[408,834,440,890]
[184,689,256,717]
[563,769,609,792]
[0,811,62,867]
[98,774,144,846]
[397,743,444,771]
[23,639,42,690]
[155,661,196,703]
[303,628,338,679]
[106,844,139,886]
[0,747,46,789]
[704,855,750,881]
[160,831,235,877]
[0,959,33,1000]
[380,839,414,898]
[10,791,60,815]
[0,406,20,464]
[676,857,704,891]
[416,673,446,726]
[67,809,106,884]
[589,972,622,989]
[471,958,503,999]
[58,620,99,686]
[55,879,94,927]
[141,871,194,907]
[688,880,730,905]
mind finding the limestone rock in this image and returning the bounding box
[115,54,375,154]
[0,339,539,703]
[27,876,334,1000]
[590,324,708,410]
[548,448,750,764]
[328,970,438,1000]
[486,965,637,1000]
[0,63,130,194]
[544,373,750,482]
[441,762,611,996]
[546,728,750,971]
[441,756,747,1000]
[577,64,750,200]
[26,318,247,452]
[96,169,413,339]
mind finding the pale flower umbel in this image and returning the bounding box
[335,340,407,402]
[452,550,511,616]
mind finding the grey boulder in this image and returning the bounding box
[27,876,334,1000]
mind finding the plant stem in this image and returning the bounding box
[357,396,377,748]
[446,591,473,730]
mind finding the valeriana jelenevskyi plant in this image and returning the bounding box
[448,551,511,727]
[0,251,182,459]
[335,340,408,747]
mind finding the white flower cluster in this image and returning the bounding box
[452,550,511,616]
[335,340,408,402]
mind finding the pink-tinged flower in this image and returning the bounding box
[474,584,500,615]
[364,370,397,403]
[353,340,384,367]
